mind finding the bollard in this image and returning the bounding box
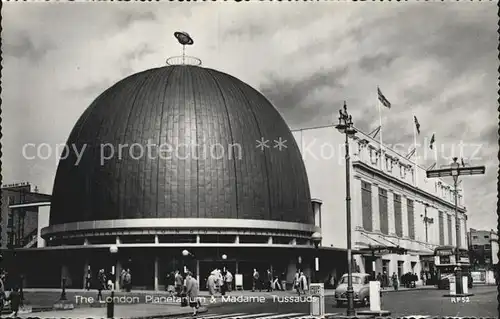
[369,281,381,312]
[107,290,114,318]
[309,283,324,317]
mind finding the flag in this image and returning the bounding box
[429,134,435,149]
[414,116,420,135]
[377,87,391,108]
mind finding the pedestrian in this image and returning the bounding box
[97,269,106,301]
[0,272,6,318]
[85,266,92,291]
[273,274,282,291]
[206,272,216,296]
[175,270,184,297]
[120,269,127,291]
[5,287,20,317]
[376,273,383,290]
[252,269,260,292]
[294,270,300,295]
[299,272,308,295]
[220,270,227,296]
[266,269,273,292]
[382,271,388,288]
[225,270,233,292]
[185,272,200,317]
[391,272,398,291]
[123,269,132,292]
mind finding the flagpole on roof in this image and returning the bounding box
[413,115,418,187]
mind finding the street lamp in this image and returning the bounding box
[311,232,322,283]
[426,157,485,296]
[182,250,193,274]
[222,254,227,260]
[108,245,118,319]
[335,101,356,316]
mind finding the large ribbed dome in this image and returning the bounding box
[50,65,313,225]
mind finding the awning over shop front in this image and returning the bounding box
[356,232,407,257]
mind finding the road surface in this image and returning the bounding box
[185,285,497,319]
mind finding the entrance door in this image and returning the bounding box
[397,261,404,279]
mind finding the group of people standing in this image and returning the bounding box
[374,272,404,290]
[85,267,132,301]
[251,269,287,292]
[206,268,233,296]
[168,270,200,317]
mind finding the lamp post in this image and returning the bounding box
[426,157,485,295]
[335,101,357,316]
[182,249,192,274]
[311,232,322,283]
[108,245,118,319]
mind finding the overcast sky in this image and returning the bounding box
[2,2,497,231]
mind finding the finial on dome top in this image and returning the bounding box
[166,31,202,66]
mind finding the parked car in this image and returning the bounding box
[334,273,372,307]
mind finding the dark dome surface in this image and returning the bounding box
[50,65,313,226]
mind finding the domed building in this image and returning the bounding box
[28,63,325,290]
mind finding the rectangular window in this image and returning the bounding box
[394,194,403,237]
[457,220,461,247]
[447,215,453,245]
[438,211,445,245]
[361,181,373,231]
[485,235,490,239]
[379,188,389,235]
[407,199,415,239]
[473,236,478,239]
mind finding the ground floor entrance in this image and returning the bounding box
[12,246,348,291]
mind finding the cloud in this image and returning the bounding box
[114,10,157,29]
[3,33,55,62]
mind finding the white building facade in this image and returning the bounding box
[293,125,468,283]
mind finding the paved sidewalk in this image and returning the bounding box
[16,304,208,319]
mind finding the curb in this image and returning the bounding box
[380,287,435,293]
[129,307,208,319]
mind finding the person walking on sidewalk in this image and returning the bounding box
[97,269,106,301]
[123,269,132,292]
[266,269,273,292]
[299,272,308,295]
[206,272,216,296]
[376,273,383,290]
[391,272,399,291]
[5,287,20,317]
[175,270,184,297]
[294,271,300,295]
[0,272,5,318]
[252,269,260,292]
[185,272,200,317]
[225,270,233,292]
[85,266,92,291]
